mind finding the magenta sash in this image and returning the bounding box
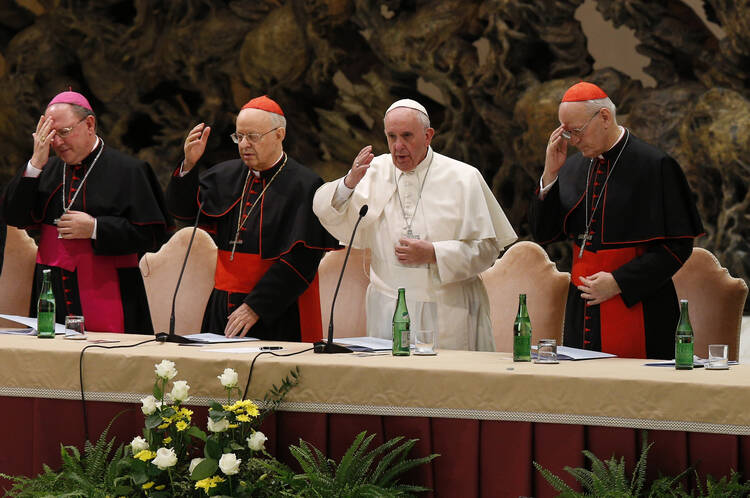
[37,224,138,333]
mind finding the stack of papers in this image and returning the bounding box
[531,345,617,360]
[181,333,259,343]
[335,337,393,352]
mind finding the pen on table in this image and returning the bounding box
[260,346,283,350]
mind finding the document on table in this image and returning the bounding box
[181,333,259,344]
[0,313,65,335]
[531,344,617,360]
[335,336,393,351]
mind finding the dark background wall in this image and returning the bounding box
[0,0,747,308]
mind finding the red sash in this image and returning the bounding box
[214,250,323,342]
[37,224,138,333]
[571,244,646,358]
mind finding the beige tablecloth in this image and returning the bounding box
[2,333,748,434]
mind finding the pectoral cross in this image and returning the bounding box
[577,232,592,258]
[229,237,243,261]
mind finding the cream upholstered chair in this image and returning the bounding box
[0,227,38,327]
[139,227,217,335]
[672,248,748,362]
[481,241,570,353]
[318,247,370,338]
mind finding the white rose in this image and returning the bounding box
[154,359,177,380]
[247,431,267,451]
[207,416,230,433]
[130,436,149,454]
[170,380,190,403]
[189,457,204,474]
[219,453,241,476]
[151,447,177,470]
[217,368,238,388]
[140,395,160,415]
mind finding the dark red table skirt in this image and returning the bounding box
[0,397,744,497]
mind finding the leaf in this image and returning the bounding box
[191,457,219,481]
[205,437,221,460]
[187,425,207,441]
[152,382,163,399]
[145,412,163,430]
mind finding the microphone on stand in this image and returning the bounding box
[156,201,204,344]
[314,204,369,354]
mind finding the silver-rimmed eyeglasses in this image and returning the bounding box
[561,109,601,141]
[55,117,87,138]
[231,127,280,144]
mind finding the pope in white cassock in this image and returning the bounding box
[313,99,517,351]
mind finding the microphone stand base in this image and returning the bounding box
[313,341,354,354]
[155,333,195,344]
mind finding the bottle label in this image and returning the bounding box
[392,323,410,355]
[513,334,531,361]
[675,339,693,368]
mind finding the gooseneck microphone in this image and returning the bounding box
[156,201,204,344]
[314,204,369,354]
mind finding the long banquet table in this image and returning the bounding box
[1,332,748,497]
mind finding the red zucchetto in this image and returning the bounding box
[47,90,93,111]
[241,95,284,116]
[561,82,608,102]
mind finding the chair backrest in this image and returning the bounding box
[318,247,370,338]
[139,227,217,335]
[0,227,38,327]
[672,248,748,362]
[481,241,570,352]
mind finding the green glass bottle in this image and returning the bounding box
[513,293,532,362]
[392,288,410,356]
[37,269,56,339]
[675,299,694,370]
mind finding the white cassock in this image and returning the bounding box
[313,147,517,351]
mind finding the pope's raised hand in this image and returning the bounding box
[183,123,211,172]
[30,115,56,169]
[343,145,374,188]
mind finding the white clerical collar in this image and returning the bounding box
[598,126,625,159]
[251,150,285,178]
[394,146,433,179]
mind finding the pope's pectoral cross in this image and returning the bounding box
[577,232,592,258]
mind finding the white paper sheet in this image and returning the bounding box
[0,313,66,335]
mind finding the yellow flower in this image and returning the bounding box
[195,475,225,493]
[157,422,170,430]
[142,481,155,489]
[134,450,156,461]
[155,484,166,490]
[176,420,189,431]
[228,423,239,429]
[163,437,172,444]
[236,414,252,423]
[223,403,238,412]
[179,408,193,420]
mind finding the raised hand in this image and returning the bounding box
[183,123,211,172]
[30,115,56,169]
[542,125,568,187]
[343,145,375,188]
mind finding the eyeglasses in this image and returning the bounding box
[561,109,601,141]
[55,117,87,138]
[230,127,280,144]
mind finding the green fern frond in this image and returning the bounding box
[533,461,578,493]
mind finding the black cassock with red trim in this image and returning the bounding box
[530,132,704,360]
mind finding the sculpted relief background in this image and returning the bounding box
[0,0,747,308]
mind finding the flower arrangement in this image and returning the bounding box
[118,360,286,497]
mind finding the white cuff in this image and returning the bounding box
[91,219,97,240]
[178,161,188,177]
[538,176,557,200]
[332,177,354,209]
[24,161,43,178]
